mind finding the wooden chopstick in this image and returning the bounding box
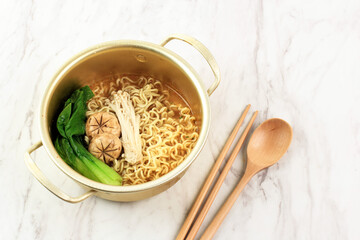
[176,104,251,240]
[200,165,256,240]
[185,111,258,240]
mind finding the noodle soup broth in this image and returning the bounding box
[86,74,199,185]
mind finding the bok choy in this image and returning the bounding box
[54,86,122,185]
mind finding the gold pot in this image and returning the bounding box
[25,34,220,203]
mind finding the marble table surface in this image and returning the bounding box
[2,0,360,239]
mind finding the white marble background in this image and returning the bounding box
[1,0,360,239]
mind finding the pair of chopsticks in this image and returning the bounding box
[177,104,258,240]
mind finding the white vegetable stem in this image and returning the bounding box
[107,90,143,164]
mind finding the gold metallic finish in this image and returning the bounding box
[24,34,220,202]
[25,141,96,203]
[161,34,220,96]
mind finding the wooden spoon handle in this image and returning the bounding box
[200,168,257,240]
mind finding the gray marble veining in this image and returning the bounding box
[1,0,360,239]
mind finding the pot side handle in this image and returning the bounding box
[24,141,95,203]
[160,34,220,96]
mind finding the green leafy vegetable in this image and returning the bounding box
[56,104,71,138]
[54,137,66,160]
[54,86,122,186]
[65,86,93,138]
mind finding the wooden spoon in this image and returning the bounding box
[200,118,293,240]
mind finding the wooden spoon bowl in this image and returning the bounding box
[247,118,293,169]
[200,118,293,240]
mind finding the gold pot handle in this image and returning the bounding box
[24,141,95,203]
[160,34,220,96]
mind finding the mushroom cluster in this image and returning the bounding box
[85,112,122,166]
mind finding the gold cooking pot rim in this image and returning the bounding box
[25,34,220,202]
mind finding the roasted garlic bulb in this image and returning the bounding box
[85,112,121,139]
[88,133,122,165]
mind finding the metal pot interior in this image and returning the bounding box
[41,40,210,193]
